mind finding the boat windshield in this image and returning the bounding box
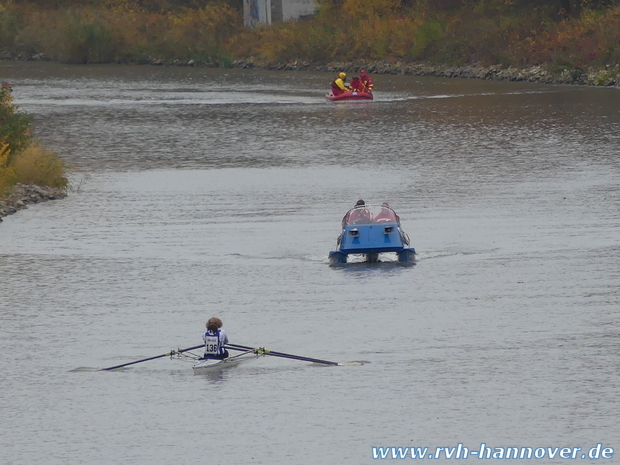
[342,204,400,226]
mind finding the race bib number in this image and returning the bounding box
[204,335,219,355]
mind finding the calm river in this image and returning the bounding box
[1,62,619,464]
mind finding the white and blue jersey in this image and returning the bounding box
[202,329,229,359]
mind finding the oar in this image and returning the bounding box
[226,343,339,366]
[100,344,204,371]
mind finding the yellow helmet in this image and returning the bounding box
[339,72,346,79]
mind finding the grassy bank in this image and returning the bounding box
[0,82,68,198]
[1,0,620,83]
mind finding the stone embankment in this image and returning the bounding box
[232,59,620,87]
[0,183,67,223]
[3,51,620,86]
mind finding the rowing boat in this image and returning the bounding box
[100,344,346,374]
[192,351,261,375]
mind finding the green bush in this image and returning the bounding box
[0,83,68,195]
[0,82,32,166]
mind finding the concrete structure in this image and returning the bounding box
[244,0,317,27]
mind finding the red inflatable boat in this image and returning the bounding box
[325,91,373,101]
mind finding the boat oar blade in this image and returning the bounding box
[260,349,339,366]
[100,344,204,371]
[69,367,100,372]
[225,343,339,366]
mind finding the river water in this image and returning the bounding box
[1,62,619,464]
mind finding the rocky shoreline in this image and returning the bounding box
[232,59,620,87]
[0,184,67,223]
[3,52,620,87]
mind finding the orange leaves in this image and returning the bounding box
[166,4,243,61]
[0,81,66,193]
[0,142,10,167]
[1,82,33,165]
[0,82,14,108]
[341,0,400,19]
[2,1,620,70]
[1,1,245,64]
[517,6,620,67]
[10,143,69,190]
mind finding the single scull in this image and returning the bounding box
[192,349,262,375]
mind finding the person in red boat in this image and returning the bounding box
[359,69,374,93]
[343,199,372,225]
[349,76,363,92]
[374,202,400,224]
[331,72,350,96]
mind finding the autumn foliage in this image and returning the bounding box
[0,1,242,65]
[1,0,620,70]
[0,83,67,195]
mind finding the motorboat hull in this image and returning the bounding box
[329,204,415,265]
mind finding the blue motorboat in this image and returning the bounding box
[329,203,416,265]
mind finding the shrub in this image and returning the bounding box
[0,83,68,195]
[410,18,446,61]
[11,143,69,190]
[0,142,16,194]
[3,1,620,74]
[0,82,33,166]
[163,3,242,64]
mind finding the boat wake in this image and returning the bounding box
[337,360,371,366]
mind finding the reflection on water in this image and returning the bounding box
[0,62,619,465]
[3,62,619,175]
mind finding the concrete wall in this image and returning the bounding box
[244,0,317,27]
[281,0,317,21]
[244,0,271,28]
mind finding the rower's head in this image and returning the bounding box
[360,69,367,76]
[339,72,346,80]
[355,199,365,207]
[206,317,223,333]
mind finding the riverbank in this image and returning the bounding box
[0,183,67,223]
[2,0,620,86]
[232,59,620,87]
[5,51,619,87]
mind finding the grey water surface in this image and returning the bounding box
[1,62,619,464]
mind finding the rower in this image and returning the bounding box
[202,317,229,360]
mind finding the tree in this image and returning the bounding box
[0,83,33,166]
